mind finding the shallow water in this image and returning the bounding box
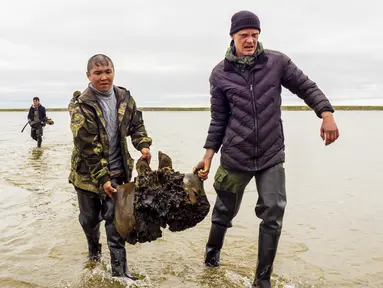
[0,111,382,288]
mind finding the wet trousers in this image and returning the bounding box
[31,125,43,147]
[75,177,131,277]
[205,163,286,288]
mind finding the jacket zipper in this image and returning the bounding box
[232,66,258,171]
[229,58,267,171]
[250,84,258,170]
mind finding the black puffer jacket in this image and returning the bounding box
[204,49,334,172]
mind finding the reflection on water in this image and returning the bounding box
[0,111,383,288]
[30,148,44,161]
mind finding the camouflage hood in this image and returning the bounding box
[225,40,264,66]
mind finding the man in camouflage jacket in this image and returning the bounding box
[69,54,152,280]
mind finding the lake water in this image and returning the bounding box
[0,111,382,288]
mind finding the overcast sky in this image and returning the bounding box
[1,0,382,108]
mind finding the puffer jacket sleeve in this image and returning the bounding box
[127,96,152,151]
[70,102,110,185]
[281,54,334,118]
[27,107,33,121]
[203,81,230,152]
[40,106,47,123]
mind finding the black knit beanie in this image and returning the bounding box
[230,10,261,35]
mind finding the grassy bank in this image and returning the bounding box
[1,106,383,112]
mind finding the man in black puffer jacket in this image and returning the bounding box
[194,10,339,288]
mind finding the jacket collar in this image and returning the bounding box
[224,49,268,73]
[78,84,130,127]
[79,84,126,105]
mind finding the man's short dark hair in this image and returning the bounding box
[33,97,40,101]
[87,54,114,72]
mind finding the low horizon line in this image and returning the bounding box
[2,105,383,112]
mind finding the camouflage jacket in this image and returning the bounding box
[68,91,81,116]
[68,85,152,196]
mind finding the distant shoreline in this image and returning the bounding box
[1,106,383,112]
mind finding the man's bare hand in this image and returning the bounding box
[103,181,117,198]
[193,158,213,180]
[141,147,152,164]
[193,148,215,180]
[320,112,339,146]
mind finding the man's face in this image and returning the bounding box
[86,64,114,92]
[231,28,260,57]
[33,99,39,107]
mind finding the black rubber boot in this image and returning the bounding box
[204,223,227,267]
[110,247,138,280]
[104,177,137,280]
[104,195,137,281]
[76,188,103,263]
[252,228,281,288]
[36,126,43,147]
[86,224,102,262]
[88,242,102,262]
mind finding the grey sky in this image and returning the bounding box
[0,0,382,108]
